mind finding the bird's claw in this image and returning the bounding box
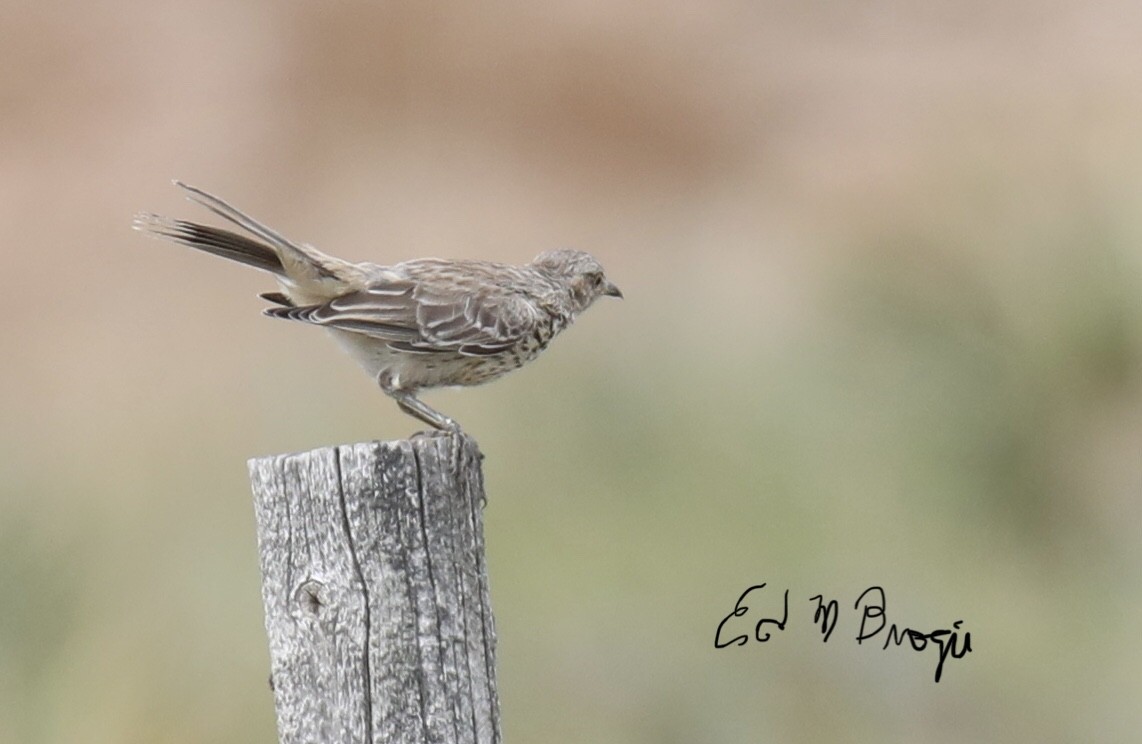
[410,424,466,472]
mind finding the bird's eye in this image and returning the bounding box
[590,272,603,287]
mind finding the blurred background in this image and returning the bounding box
[3,1,1141,742]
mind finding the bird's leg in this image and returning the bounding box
[377,373,465,466]
[394,391,458,432]
[391,391,466,470]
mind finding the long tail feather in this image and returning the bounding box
[132,212,284,275]
[173,181,306,262]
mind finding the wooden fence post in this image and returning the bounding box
[247,433,500,744]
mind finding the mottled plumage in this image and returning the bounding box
[134,181,621,431]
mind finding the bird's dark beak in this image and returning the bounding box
[603,280,623,299]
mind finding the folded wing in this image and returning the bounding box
[263,273,543,357]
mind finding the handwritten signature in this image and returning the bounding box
[714,583,972,683]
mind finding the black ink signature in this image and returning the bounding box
[854,586,972,683]
[714,584,789,647]
[715,583,972,683]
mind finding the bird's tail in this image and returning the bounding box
[132,211,285,275]
[134,182,361,295]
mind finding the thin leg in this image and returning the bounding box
[393,391,458,431]
[397,393,467,479]
[378,374,467,476]
[375,372,456,431]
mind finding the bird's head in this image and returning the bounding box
[533,249,623,314]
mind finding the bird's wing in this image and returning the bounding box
[263,274,544,357]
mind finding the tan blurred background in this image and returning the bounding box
[3,1,1142,742]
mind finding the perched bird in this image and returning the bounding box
[133,181,622,432]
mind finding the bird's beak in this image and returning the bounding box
[603,280,624,299]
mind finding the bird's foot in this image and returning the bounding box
[410,423,468,481]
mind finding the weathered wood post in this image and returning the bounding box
[247,432,500,744]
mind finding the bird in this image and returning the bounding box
[133,181,622,434]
